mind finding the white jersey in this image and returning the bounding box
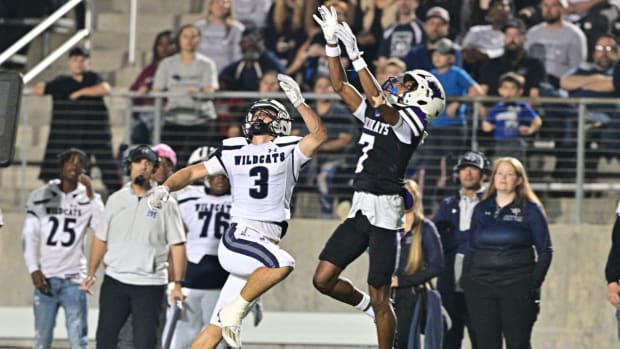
[203,136,310,232]
[21,179,104,282]
[176,185,232,264]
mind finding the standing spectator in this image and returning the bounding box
[462,157,553,349]
[152,143,178,185]
[33,47,122,193]
[461,0,512,79]
[22,148,103,349]
[195,0,245,74]
[433,151,491,349]
[482,72,542,160]
[526,0,588,88]
[264,0,308,67]
[605,199,620,340]
[312,7,445,349]
[148,74,327,349]
[163,146,233,349]
[81,145,187,349]
[392,179,444,349]
[423,38,483,213]
[403,7,464,72]
[219,26,287,91]
[478,18,547,98]
[377,0,425,67]
[129,30,177,145]
[232,0,272,29]
[153,24,219,167]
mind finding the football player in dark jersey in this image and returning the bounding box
[311,6,446,349]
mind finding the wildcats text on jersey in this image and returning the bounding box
[194,203,231,214]
[363,118,390,135]
[46,206,83,217]
[234,152,286,166]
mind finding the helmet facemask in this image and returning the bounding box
[243,99,292,139]
[381,70,446,123]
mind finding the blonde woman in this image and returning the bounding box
[264,0,307,65]
[462,157,552,349]
[392,180,444,349]
[195,0,245,73]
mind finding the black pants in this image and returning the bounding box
[463,277,535,349]
[393,287,421,349]
[441,292,477,349]
[96,275,165,349]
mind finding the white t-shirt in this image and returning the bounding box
[177,185,232,263]
[21,180,104,282]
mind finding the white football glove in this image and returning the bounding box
[335,22,362,61]
[312,5,339,45]
[277,74,305,107]
[148,185,170,210]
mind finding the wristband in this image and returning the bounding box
[325,45,341,57]
[352,57,367,72]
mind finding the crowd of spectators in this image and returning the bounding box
[20,0,620,214]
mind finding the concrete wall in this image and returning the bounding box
[1,213,618,348]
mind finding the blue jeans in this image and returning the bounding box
[616,309,620,340]
[34,277,88,349]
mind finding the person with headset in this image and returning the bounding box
[22,148,103,349]
[432,151,490,349]
[81,145,187,349]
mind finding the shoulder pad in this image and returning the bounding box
[222,137,248,146]
[274,136,302,145]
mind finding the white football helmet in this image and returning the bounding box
[188,146,217,166]
[382,69,446,122]
[243,99,292,139]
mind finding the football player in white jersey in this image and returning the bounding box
[163,146,232,349]
[21,148,104,349]
[149,74,327,349]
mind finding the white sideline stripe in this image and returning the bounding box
[0,307,377,346]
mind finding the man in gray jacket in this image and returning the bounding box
[81,145,187,349]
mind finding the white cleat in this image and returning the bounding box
[219,302,244,348]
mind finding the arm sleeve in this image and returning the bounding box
[164,199,186,245]
[398,222,445,287]
[95,199,113,242]
[22,213,41,273]
[88,194,105,230]
[606,201,620,283]
[568,29,588,72]
[202,58,219,90]
[153,59,168,90]
[529,203,553,289]
[352,100,367,122]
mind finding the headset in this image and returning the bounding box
[124,144,160,176]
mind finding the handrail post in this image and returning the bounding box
[575,101,586,224]
[154,97,162,144]
[128,0,137,64]
[471,99,480,151]
[124,95,133,145]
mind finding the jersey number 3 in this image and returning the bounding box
[355,133,375,173]
[249,166,269,199]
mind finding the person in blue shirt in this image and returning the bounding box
[482,72,542,161]
[392,179,444,349]
[433,151,491,349]
[422,37,483,213]
[462,157,552,349]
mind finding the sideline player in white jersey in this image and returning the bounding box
[22,148,104,349]
[163,146,233,349]
[148,74,328,349]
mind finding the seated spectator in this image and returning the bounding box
[264,0,308,68]
[461,0,513,80]
[375,57,407,86]
[195,0,245,74]
[153,24,219,167]
[559,33,620,174]
[376,0,425,67]
[129,30,177,144]
[219,26,286,91]
[482,72,542,160]
[526,0,588,88]
[403,7,463,72]
[422,38,484,213]
[479,18,547,98]
[32,47,122,193]
[233,0,272,29]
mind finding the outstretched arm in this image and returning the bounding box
[314,5,363,112]
[149,163,210,209]
[277,74,328,157]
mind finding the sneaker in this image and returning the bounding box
[218,303,243,348]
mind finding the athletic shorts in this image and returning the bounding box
[319,211,399,287]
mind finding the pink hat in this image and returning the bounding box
[152,143,177,166]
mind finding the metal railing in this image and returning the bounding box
[14,91,620,223]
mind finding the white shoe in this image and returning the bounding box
[218,302,243,348]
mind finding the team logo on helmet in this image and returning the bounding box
[243,99,292,139]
